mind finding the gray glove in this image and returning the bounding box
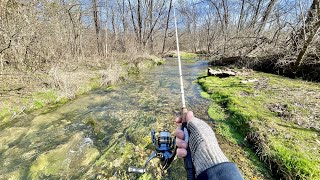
[188,117,229,177]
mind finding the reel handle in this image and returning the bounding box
[181,108,195,180]
[128,167,145,174]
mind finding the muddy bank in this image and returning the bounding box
[209,54,320,82]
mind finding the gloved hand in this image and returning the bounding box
[175,111,229,177]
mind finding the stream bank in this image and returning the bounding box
[0,54,164,127]
[198,70,320,179]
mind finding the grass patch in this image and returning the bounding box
[0,103,11,122]
[31,90,58,110]
[166,51,198,59]
[198,73,320,179]
[76,76,101,95]
[127,55,166,74]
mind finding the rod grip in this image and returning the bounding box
[181,108,195,180]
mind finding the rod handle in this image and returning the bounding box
[181,108,195,180]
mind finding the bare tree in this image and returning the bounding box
[92,0,102,55]
[105,0,109,57]
[256,0,278,34]
[237,0,245,35]
[161,0,173,55]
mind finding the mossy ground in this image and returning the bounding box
[198,71,320,179]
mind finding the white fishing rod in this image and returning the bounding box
[173,6,186,109]
[173,4,195,180]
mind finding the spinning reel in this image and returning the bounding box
[128,130,176,173]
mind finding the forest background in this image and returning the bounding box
[1,0,319,136]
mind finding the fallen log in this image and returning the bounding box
[208,68,236,78]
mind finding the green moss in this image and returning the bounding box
[40,97,69,114]
[76,76,100,95]
[138,173,152,180]
[29,133,100,179]
[208,103,225,121]
[198,72,320,179]
[87,114,161,179]
[0,104,10,122]
[102,86,114,92]
[177,52,197,59]
[271,140,320,178]
[81,148,100,166]
[29,90,58,111]
[148,55,166,65]
[200,91,210,99]
[127,56,166,75]
[168,51,198,59]
[33,100,45,109]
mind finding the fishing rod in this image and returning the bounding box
[173,4,195,180]
[128,3,195,180]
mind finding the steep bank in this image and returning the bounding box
[209,55,320,82]
[198,70,320,179]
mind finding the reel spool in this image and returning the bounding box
[128,130,176,173]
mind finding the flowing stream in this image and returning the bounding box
[0,59,211,179]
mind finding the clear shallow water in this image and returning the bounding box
[0,59,210,179]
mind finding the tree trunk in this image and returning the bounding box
[0,54,3,74]
[119,0,127,50]
[256,0,277,35]
[249,0,262,28]
[128,0,139,43]
[292,0,320,51]
[161,0,172,55]
[148,0,153,53]
[237,0,245,35]
[0,38,11,73]
[92,0,101,55]
[292,20,320,73]
[210,1,224,31]
[137,0,142,47]
[105,0,108,57]
[222,0,229,54]
[222,0,229,30]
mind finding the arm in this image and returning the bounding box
[175,111,243,180]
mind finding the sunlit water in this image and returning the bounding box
[0,59,211,179]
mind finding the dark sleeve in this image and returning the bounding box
[196,162,244,180]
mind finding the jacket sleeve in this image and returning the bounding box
[196,162,244,180]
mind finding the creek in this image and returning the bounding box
[0,59,211,179]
